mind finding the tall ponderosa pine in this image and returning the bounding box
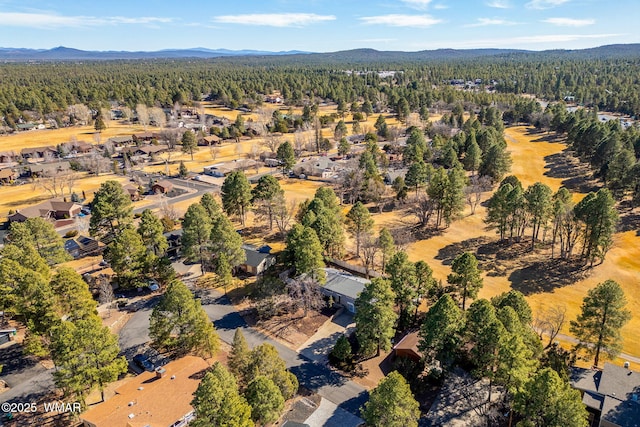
[569,280,631,367]
[181,203,212,273]
[418,294,465,366]
[137,209,168,256]
[346,201,374,258]
[284,224,325,282]
[90,180,133,239]
[574,188,618,266]
[181,130,198,160]
[8,217,70,265]
[361,371,420,427]
[51,315,127,405]
[447,252,483,310]
[354,277,397,356]
[149,280,219,357]
[221,171,252,226]
[191,362,253,427]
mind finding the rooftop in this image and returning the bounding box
[321,268,369,300]
[81,356,208,427]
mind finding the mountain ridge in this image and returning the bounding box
[0,44,639,61]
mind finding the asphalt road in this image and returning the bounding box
[118,288,368,416]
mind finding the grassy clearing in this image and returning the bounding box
[371,125,640,361]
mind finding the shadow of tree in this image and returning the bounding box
[508,258,590,295]
[616,201,640,235]
[542,150,600,194]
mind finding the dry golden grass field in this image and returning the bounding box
[1,109,639,364]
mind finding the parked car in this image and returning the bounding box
[133,354,154,372]
[148,280,160,292]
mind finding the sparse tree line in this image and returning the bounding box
[543,105,640,204]
[485,175,618,266]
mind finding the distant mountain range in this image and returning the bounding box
[0,46,308,60]
[0,44,639,61]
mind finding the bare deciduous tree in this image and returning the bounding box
[67,103,91,124]
[409,193,435,227]
[287,276,324,318]
[262,133,282,154]
[465,175,492,215]
[149,107,167,128]
[209,145,220,161]
[360,232,379,278]
[136,104,150,129]
[98,278,115,316]
[120,106,133,122]
[273,193,295,236]
[534,304,567,348]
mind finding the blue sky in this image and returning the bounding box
[0,0,637,52]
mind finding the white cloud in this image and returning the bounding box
[412,33,621,49]
[0,11,172,28]
[466,18,519,27]
[486,0,511,8]
[401,0,433,10]
[543,17,595,27]
[359,14,442,28]
[433,4,449,10]
[213,13,335,27]
[526,0,571,9]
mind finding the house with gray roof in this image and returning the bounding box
[238,244,276,276]
[319,268,369,314]
[570,362,640,427]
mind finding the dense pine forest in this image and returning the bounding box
[1,49,640,129]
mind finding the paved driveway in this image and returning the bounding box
[119,288,368,416]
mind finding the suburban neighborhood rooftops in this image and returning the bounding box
[80,356,208,427]
[321,268,369,301]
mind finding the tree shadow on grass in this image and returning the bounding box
[543,150,600,194]
[616,201,640,235]
[508,258,590,296]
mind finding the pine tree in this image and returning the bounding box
[8,218,70,265]
[149,280,219,357]
[447,252,483,310]
[245,376,285,425]
[178,160,188,178]
[361,371,420,427]
[191,362,253,427]
[346,201,374,258]
[228,329,251,387]
[51,315,127,405]
[569,280,631,367]
[90,180,133,239]
[181,203,212,273]
[137,209,168,256]
[276,140,296,176]
[221,171,252,226]
[181,130,198,160]
[354,278,397,356]
[418,294,464,366]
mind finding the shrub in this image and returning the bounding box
[64,230,78,238]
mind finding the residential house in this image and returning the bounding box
[570,362,640,427]
[200,135,221,146]
[20,146,57,160]
[122,144,169,157]
[293,157,340,179]
[320,268,369,313]
[132,132,155,142]
[238,244,276,276]
[107,135,134,147]
[71,140,94,154]
[0,151,16,164]
[152,180,174,194]
[122,183,141,201]
[0,168,15,184]
[64,235,103,259]
[203,159,257,177]
[28,161,72,177]
[8,199,82,223]
[80,356,208,427]
[393,331,421,362]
